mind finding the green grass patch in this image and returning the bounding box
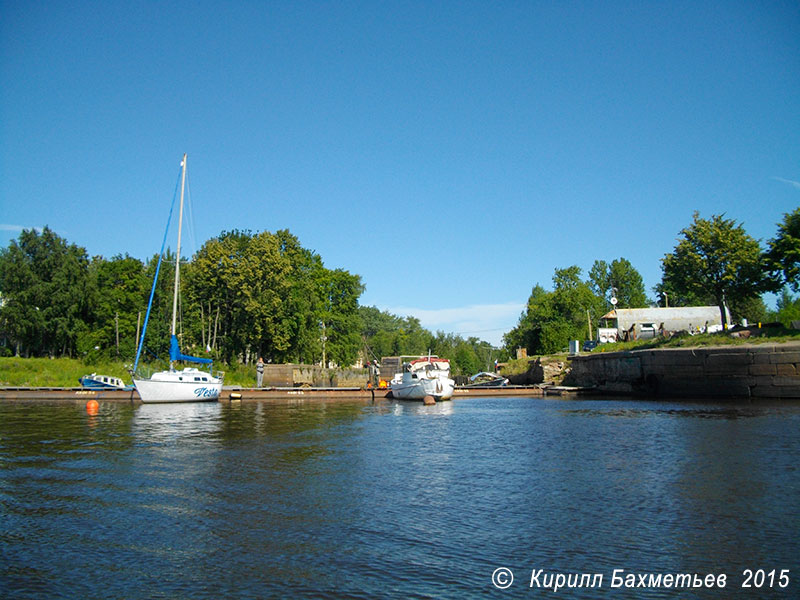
[593,326,800,353]
[500,354,571,376]
[0,356,265,388]
[0,357,131,387]
[496,326,800,375]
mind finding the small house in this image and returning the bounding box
[597,306,729,342]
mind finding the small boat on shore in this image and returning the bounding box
[463,371,509,388]
[390,356,455,401]
[79,373,133,391]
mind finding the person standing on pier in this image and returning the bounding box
[256,357,264,388]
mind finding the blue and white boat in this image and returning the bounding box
[79,373,133,390]
[131,154,224,403]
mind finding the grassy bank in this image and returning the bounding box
[0,357,259,388]
[595,326,800,353]
[498,326,800,381]
[0,357,129,388]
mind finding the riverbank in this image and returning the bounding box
[0,357,369,389]
[565,341,800,399]
[0,384,551,404]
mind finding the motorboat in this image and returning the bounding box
[390,356,455,401]
[79,373,133,390]
[464,371,509,388]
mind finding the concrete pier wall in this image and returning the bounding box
[262,364,368,388]
[566,343,800,399]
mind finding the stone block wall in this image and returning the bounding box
[565,343,800,399]
[262,364,368,388]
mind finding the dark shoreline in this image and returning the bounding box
[0,384,551,403]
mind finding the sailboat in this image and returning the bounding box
[131,154,224,403]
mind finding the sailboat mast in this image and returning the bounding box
[171,153,187,337]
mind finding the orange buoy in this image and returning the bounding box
[86,399,99,414]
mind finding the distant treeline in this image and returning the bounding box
[1,208,797,364]
[505,208,799,355]
[0,227,498,375]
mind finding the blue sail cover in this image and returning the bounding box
[170,335,213,364]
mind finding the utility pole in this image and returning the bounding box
[321,322,327,367]
[135,311,141,356]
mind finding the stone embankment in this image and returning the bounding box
[261,364,368,388]
[564,342,800,399]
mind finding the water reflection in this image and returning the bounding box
[132,402,223,443]
[1,396,798,599]
[390,399,455,416]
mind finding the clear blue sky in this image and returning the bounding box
[2,1,798,346]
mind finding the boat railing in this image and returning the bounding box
[130,361,225,382]
[130,364,160,379]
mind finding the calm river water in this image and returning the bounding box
[1,396,799,599]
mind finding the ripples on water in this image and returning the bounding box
[1,397,799,599]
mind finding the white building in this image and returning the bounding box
[597,306,730,342]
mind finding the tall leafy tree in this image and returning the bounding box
[0,227,92,357]
[660,212,766,328]
[505,267,604,355]
[359,306,436,359]
[452,341,482,376]
[86,254,148,358]
[589,258,648,308]
[765,207,800,292]
[319,268,364,367]
[504,284,552,354]
[774,290,800,327]
[185,230,249,363]
[186,229,364,367]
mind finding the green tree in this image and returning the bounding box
[319,268,364,367]
[775,290,800,327]
[359,306,437,359]
[551,266,605,346]
[185,230,251,363]
[138,250,178,363]
[505,267,604,355]
[86,254,147,359]
[0,227,92,357]
[728,295,768,325]
[186,229,364,367]
[589,258,648,308]
[504,284,554,354]
[452,341,482,376]
[652,279,712,309]
[359,306,404,360]
[765,207,800,292]
[660,212,766,328]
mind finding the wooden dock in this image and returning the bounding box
[0,384,557,403]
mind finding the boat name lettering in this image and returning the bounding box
[194,387,219,398]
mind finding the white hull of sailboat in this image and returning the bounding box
[134,369,222,403]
